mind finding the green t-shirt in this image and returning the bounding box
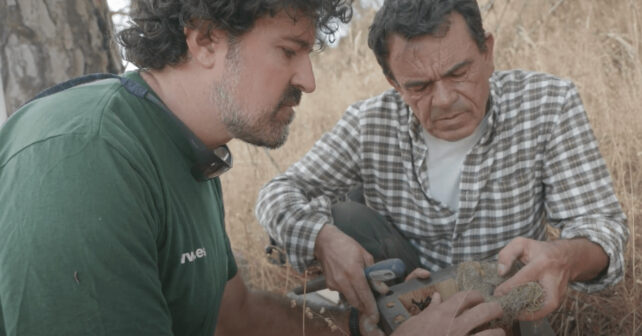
[0,72,237,336]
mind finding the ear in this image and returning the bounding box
[184,23,228,69]
[482,32,495,71]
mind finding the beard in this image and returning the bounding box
[211,43,301,149]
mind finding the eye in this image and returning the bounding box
[411,83,431,94]
[281,47,296,59]
[449,64,471,80]
[451,69,466,78]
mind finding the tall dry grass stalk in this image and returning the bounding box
[220,0,642,334]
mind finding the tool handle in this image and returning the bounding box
[292,258,406,295]
[292,276,327,294]
[366,258,405,282]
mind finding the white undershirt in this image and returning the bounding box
[421,114,489,212]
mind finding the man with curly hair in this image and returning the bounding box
[0,0,508,335]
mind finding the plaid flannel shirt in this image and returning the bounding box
[256,70,628,292]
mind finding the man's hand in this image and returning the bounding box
[494,237,609,321]
[392,291,505,336]
[314,225,382,335]
[404,268,432,281]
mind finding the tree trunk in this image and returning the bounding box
[0,0,123,118]
[0,70,6,123]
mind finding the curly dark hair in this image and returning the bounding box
[368,0,486,81]
[117,0,353,70]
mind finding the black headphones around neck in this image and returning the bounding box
[26,73,232,181]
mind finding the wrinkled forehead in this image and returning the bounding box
[387,13,478,70]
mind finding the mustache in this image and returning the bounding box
[279,86,302,107]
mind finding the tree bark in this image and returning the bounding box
[0,70,6,124]
[0,0,123,117]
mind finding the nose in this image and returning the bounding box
[431,80,457,109]
[291,55,316,93]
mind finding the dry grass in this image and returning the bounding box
[220,0,642,334]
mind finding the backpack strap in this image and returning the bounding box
[26,73,122,106]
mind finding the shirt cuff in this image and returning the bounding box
[561,228,625,293]
[283,198,335,272]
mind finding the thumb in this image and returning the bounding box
[429,292,442,306]
[497,238,528,276]
[404,268,431,281]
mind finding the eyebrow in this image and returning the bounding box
[283,36,313,51]
[402,60,473,90]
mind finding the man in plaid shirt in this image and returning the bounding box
[256,0,628,330]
